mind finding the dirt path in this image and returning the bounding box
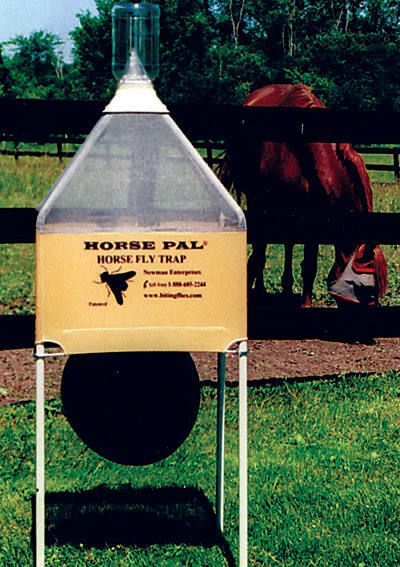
[2,338,400,405]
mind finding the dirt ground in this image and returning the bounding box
[2,337,400,406]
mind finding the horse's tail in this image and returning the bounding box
[372,245,388,299]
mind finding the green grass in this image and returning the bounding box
[0,157,63,314]
[0,155,63,207]
[361,150,400,184]
[1,375,399,565]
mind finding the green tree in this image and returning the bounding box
[69,0,115,99]
[68,0,270,103]
[294,30,400,110]
[234,0,400,109]
[6,30,68,98]
[66,0,400,109]
[0,45,12,97]
[158,0,271,103]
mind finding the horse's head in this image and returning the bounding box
[329,244,388,307]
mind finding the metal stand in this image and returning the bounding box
[216,342,248,567]
[216,352,226,533]
[35,344,46,567]
[35,343,248,567]
[239,341,248,567]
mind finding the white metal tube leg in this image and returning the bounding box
[239,341,248,567]
[216,352,226,533]
[35,344,46,567]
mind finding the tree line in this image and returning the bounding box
[0,0,399,110]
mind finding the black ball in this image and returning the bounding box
[61,352,200,466]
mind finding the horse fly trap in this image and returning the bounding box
[34,3,248,566]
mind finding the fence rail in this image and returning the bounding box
[1,100,400,349]
[1,99,400,178]
[2,208,400,246]
[2,99,400,142]
[1,140,399,181]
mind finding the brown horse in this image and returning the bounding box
[219,84,388,307]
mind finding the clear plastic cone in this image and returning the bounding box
[37,113,245,233]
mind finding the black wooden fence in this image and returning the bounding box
[2,140,399,181]
[1,99,400,349]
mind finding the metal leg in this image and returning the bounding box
[216,352,226,533]
[35,344,46,567]
[239,341,248,567]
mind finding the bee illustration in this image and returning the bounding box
[94,267,136,305]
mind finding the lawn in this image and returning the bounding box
[0,157,61,315]
[1,375,399,566]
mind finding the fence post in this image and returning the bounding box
[206,140,213,168]
[393,148,400,182]
[14,141,19,162]
[57,142,63,163]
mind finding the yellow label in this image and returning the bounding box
[36,231,247,353]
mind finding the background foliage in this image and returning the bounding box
[0,0,399,107]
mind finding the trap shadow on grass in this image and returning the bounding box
[31,485,235,566]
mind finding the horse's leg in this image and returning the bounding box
[281,242,294,295]
[301,242,319,307]
[248,239,267,295]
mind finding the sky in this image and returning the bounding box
[0,0,98,60]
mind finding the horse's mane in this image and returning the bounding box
[243,84,325,109]
[282,84,325,109]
